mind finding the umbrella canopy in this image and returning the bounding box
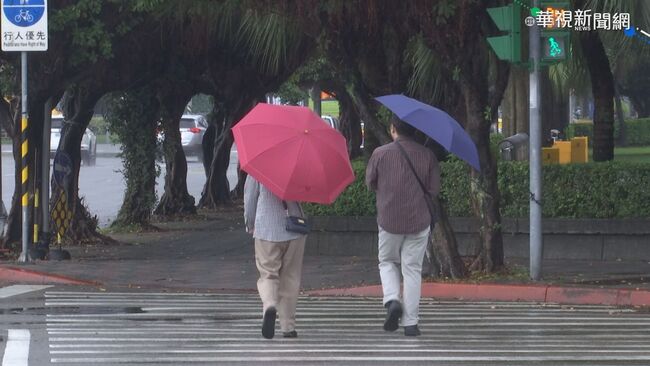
[232,103,355,204]
[375,94,481,171]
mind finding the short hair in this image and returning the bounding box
[391,116,417,137]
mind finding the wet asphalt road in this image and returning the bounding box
[0,150,238,228]
[3,285,650,365]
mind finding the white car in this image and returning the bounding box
[50,116,97,166]
[179,114,208,162]
[322,115,340,130]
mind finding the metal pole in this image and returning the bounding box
[529,0,543,280]
[18,51,30,263]
[41,98,52,247]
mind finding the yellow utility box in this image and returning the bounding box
[542,147,560,164]
[571,137,588,163]
[553,141,572,164]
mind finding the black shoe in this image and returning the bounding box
[383,300,402,332]
[404,325,421,337]
[262,307,277,339]
[282,330,298,338]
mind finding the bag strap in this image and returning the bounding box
[282,200,305,218]
[395,140,434,215]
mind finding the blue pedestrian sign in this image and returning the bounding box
[1,0,48,51]
[3,0,45,27]
[52,151,72,189]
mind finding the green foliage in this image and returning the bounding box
[276,82,308,105]
[303,159,376,217]
[564,122,595,142]
[88,116,108,135]
[49,0,149,66]
[186,94,214,115]
[625,119,650,146]
[104,88,161,226]
[565,119,650,146]
[309,159,650,219]
[444,160,650,219]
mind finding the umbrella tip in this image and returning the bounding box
[304,129,309,134]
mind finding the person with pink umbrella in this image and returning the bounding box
[244,176,307,339]
[235,103,354,339]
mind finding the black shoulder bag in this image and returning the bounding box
[395,141,437,227]
[282,201,310,234]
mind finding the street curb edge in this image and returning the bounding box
[0,266,99,286]
[306,282,650,307]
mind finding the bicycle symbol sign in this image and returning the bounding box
[3,0,45,27]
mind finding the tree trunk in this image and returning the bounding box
[579,30,615,161]
[229,162,247,200]
[199,101,238,208]
[154,93,196,216]
[310,84,321,116]
[513,67,530,135]
[614,84,626,146]
[337,90,362,159]
[345,78,390,156]
[429,198,466,279]
[110,88,160,227]
[53,90,105,244]
[199,131,234,208]
[463,84,505,273]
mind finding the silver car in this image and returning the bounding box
[179,114,208,162]
[322,115,340,130]
[50,116,97,166]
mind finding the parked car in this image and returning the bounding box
[50,116,97,166]
[179,114,208,162]
[322,115,340,130]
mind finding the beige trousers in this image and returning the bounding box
[255,236,306,332]
[378,226,430,327]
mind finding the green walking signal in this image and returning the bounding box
[486,4,522,63]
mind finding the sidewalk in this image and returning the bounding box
[2,207,650,306]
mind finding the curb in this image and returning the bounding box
[307,282,650,307]
[0,266,98,286]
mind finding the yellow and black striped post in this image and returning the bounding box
[33,188,39,244]
[18,51,31,263]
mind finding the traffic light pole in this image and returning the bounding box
[529,0,543,280]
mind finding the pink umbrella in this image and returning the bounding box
[232,103,354,204]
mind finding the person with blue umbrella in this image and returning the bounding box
[366,116,441,337]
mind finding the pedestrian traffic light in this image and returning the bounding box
[486,4,522,63]
[539,1,571,64]
[542,35,567,61]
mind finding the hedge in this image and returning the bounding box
[305,159,650,219]
[565,118,650,146]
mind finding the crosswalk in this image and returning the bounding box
[43,290,650,365]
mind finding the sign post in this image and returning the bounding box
[2,0,48,262]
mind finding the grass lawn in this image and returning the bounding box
[588,146,650,163]
[308,99,340,117]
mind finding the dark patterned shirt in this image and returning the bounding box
[366,137,441,234]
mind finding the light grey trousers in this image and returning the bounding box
[378,226,430,327]
[255,236,306,332]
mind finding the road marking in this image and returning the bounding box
[48,355,650,363]
[0,285,52,299]
[45,291,650,365]
[2,329,30,366]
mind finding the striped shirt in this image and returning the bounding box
[244,175,306,242]
[366,137,441,234]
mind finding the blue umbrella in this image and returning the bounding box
[375,94,481,171]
